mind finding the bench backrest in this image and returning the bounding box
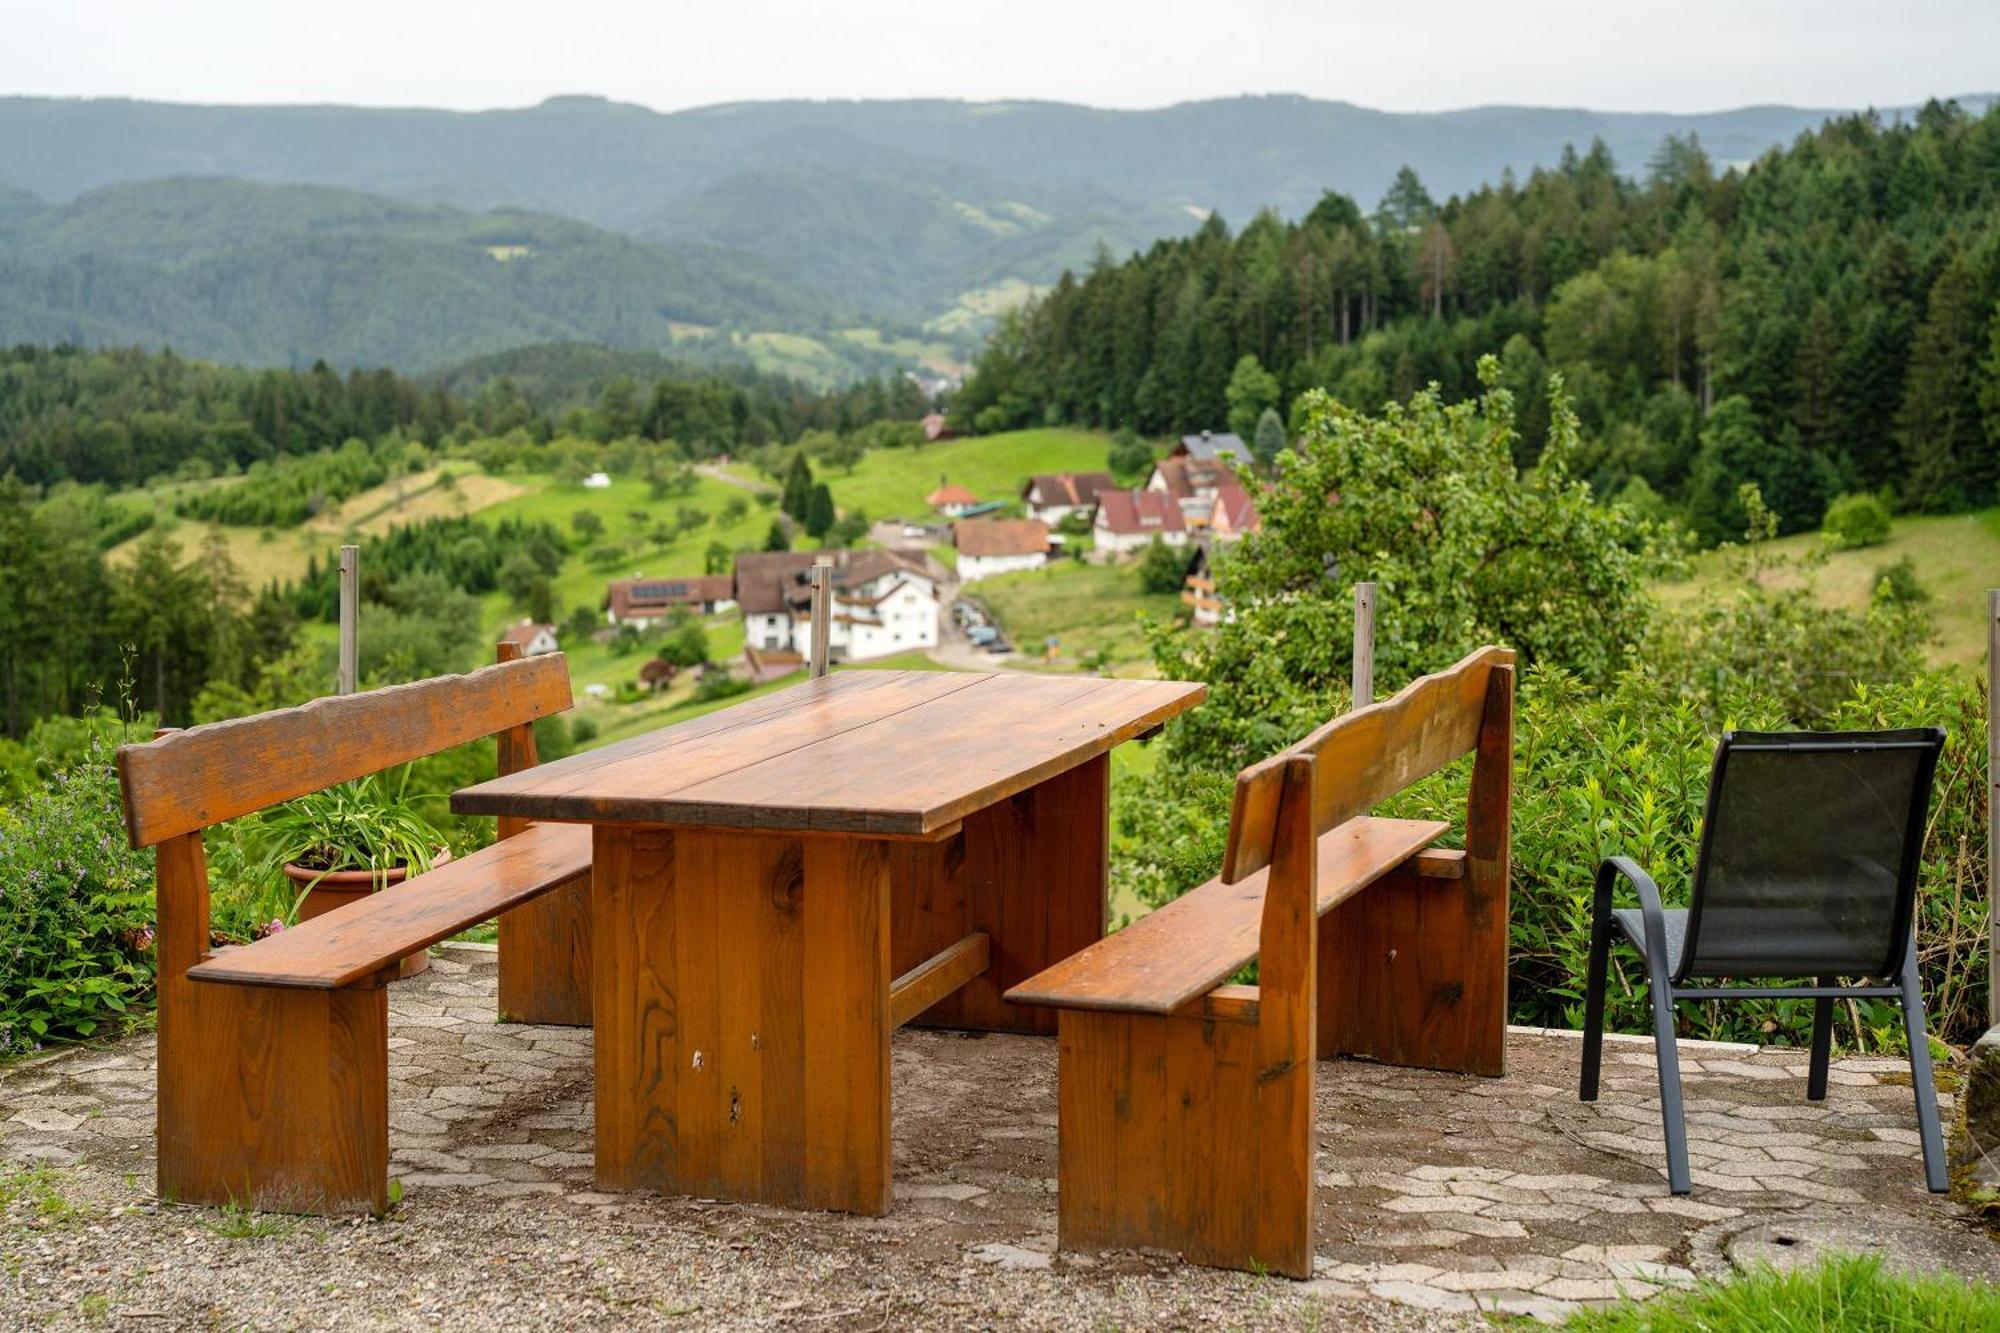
[1222,645,1514,885]
[116,652,572,848]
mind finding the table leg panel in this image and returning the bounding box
[594,825,890,1214]
[591,825,681,1191]
[895,752,1109,1035]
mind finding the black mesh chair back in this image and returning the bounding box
[1678,728,1943,983]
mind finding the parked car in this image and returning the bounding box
[985,638,1013,654]
[967,625,998,646]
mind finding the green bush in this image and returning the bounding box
[1822,491,1893,549]
[0,745,156,1057]
[1136,539,1187,595]
[1568,1254,2000,1330]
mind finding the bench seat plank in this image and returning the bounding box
[187,823,591,991]
[1005,816,1448,1016]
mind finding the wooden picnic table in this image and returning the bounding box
[451,668,1205,1215]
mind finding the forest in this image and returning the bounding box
[957,101,2000,540]
[0,343,929,491]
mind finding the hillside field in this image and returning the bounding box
[973,558,1182,675]
[1661,508,2000,667]
[824,427,1111,520]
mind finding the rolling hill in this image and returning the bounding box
[4,91,1992,342]
[0,178,829,372]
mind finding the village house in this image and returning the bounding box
[1020,471,1115,525]
[605,574,737,627]
[1093,488,1188,555]
[926,481,980,517]
[920,411,957,442]
[1146,453,1260,540]
[733,549,940,663]
[498,620,560,656]
[953,517,1049,581]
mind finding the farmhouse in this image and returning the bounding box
[953,517,1050,581]
[1093,489,1188,554]
[920,412,957,442]
[733,549,940,663]
[1145,456,1260,540]
[1020,471,1115,525]
[497,620,560,656]
[926,481,980,517]
[606,574,737,626]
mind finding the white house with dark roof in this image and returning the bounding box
[732,549,939,662]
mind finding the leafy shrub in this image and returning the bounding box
[1822,491,1893,549]
[1873,554,1932,607]
[1650,487,1932,725]
[0,745,155,1057]
[1135,539,1187,595]
[694,673,752,703]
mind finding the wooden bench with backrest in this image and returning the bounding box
[115,644,594,1215]
[1006,645,1514,1278]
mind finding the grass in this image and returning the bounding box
[479,472,771,616]
[824,427,1111,522]
[974,558,1182,675]
[1659,507,2000,667]
[1566,1254,2000,1330]
[107,463,522,587]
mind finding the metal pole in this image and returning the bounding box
[809,561,832,679]
[1352,581,1377,708]
[1987,589,1998,1026]
[337,544,360,696]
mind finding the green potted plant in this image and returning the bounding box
[248,766,451,978]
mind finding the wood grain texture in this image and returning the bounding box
[156,828,388,1214]
[453,671,1202,836]
[889,932,990,1029]
[590,825,893,1214]
[492,640,594,1027]
[117,653,572,847]
[900,752,1110,1034]
[1317,664,1512,1077]
[1003,815,1445,1016]
[1054,757,1319,1279]
[1224,645,1513,883]
[187,823,591,990]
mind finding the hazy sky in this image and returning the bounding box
[3,0,1994,115]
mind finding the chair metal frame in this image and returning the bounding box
[1578,729,1948,1195]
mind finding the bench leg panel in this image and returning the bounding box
[498,874,593,1027]
[158,979,388,1215]
[1317,863,1506,1076]
[1057,1009,1313,1279]
[592,825,892,1214]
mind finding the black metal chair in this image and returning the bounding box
[1579,728,1947,1195]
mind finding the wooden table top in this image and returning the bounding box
[452,669,1206,837]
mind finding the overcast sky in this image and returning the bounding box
[2,0,1994,115]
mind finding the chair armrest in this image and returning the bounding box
[1597,856,1675,973]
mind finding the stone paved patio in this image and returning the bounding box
[2,942,1993,1329]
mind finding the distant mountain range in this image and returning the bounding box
[0,92,1990,373]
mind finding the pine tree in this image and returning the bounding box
[780,451,814,521]
[805,483,835,540]
[1897,247,1985,509]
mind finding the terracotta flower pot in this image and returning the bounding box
[283,848,453,980]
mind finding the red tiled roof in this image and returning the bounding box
[1212,480,1261,534]
[927,485,979,506]
[1095,489,1187,535]
[954,517,1049,557]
